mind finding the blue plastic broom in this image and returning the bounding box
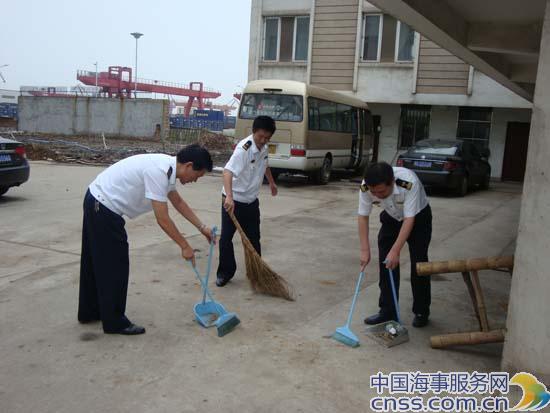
[332,270,365,347]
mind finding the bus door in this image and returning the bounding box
[349,108,364,169]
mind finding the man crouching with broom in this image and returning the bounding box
[216,116,278,287]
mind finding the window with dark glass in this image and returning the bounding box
[399,105,431,148]
[239,93,303,122]
[456,107,492,150]
[396,21,414,61]
[263,16,310,62]
[362,15,381,61]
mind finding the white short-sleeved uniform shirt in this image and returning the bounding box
[89,154,177,218]
[222,136,269,203]
[358,167,428,221]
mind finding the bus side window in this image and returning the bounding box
[308,97,320,130]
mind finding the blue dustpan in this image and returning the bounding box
[190,227,240,336]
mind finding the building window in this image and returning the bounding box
[264,17,279,61]
[395,21,414,62]
[362,14,382,61]
[263,16,310,62]
[399,105,431,148]
[294,16,310,61]
[456,107,492,150]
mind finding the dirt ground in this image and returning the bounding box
[0,162,523,412]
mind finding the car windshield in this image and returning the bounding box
[412,141,458,156]
[239,93,303,122]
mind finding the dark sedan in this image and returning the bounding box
[397,139,491,196]
[0,136,30,196]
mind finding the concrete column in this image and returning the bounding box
[502,0,550,385]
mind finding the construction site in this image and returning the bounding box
[2,65,238,166]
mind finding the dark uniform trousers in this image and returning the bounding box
[217,196,261,280]
[377,204,432,317]
[78,189,131,333]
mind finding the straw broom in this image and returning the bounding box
[228,212,294,301]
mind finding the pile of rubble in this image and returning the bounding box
[13,130,235,167]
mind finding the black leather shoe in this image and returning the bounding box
[412,314,429,328]
[216,275,232,287]
[364,312,394,325]
[118,324,146,335]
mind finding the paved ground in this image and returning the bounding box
[0,162,522,412]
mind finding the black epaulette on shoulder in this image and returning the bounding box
[396,178,413,190]
[360,180,368,192]
[243,140,252,151]
[167,166,173,180]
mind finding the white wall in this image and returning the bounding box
[258,65,308,82]
[368,103,402,163]
[430,106,458,140]
[367,103,531,179]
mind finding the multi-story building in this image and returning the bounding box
[247,0,533,181]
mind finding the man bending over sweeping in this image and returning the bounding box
[78,144,215,335]
[216,116,278,287]
[358,162,432,328]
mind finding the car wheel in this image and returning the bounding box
[312,156,332,185]
[455,176,468,197]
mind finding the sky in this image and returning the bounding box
[1,0,252,105]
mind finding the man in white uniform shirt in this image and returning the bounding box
[78,144,215,335]
[216,116,278,287]
[358,162,432,327]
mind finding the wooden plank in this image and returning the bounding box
[419,48,455,57]
[311,54,355,63]
[419,56,467,64]
[314,33,357,42]
[310,62,356,69]
[316,5,358,13]
[417,78,468,87]
[419,63,471,71]
[312,47,356,56]
[462,272,483,331]
[315,26,358,35]
[314,19,358,28]
[418,70,470,80]
[311,69,354,77]
[416,85,468,94]
[311,75,354,83]
[470,271,490,332]
[316,0,358,6]
[430,330,505,348]
[312,41,356,49]
[315,12,357,21]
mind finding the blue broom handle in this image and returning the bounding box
[346,271,365,328]
[387,267,401,324]
[201,226,217,304]
[190,264,217,304]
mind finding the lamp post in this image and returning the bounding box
[130,32,143,98]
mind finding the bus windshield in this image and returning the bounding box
[239,93,303,122]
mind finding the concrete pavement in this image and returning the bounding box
[0,162,521,412]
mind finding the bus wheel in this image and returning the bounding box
[312,156,332,185]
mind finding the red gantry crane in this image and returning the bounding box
[77,66,221,117]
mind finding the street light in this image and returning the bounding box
[130,32,143,98]
[0,64,8,83]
